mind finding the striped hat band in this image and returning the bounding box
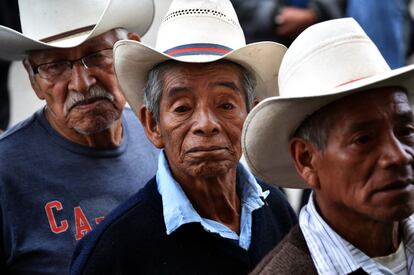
[164,43,233,57]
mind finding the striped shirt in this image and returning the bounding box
[299,192,414,275]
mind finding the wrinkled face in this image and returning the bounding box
[25,30,127,135]
[154,62,248,179]
[314,88,414,222]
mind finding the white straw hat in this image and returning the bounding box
[242,18,414,189]
[113,0,287,115]
[0,0,155,60]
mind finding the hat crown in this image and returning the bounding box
[18,0,107,41]
[155,0,246,60]
[278,18,390,98]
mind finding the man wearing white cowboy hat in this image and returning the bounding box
[243,18,414,274]
[70,0,297,274]
[0,0,159,274]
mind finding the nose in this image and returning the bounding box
[67,62,96,93]
[192,106,220,137]
[379,134,414,169]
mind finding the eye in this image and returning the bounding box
[173,105,191,113]
[353,135,372,145]
[397,124,414,138]
[220,102,235,110]
[85,50,113,67]
[38,62,69,75]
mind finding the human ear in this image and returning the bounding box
[22,58,45,100]
[289,138,320,189]
[139,105,164,149]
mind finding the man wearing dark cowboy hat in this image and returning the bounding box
[243,18,414,274]
[0,0,159,274]
[70,0,297,274]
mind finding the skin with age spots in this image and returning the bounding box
[290,88,414,257]
[23,29,140,149]
[140,62,249,233]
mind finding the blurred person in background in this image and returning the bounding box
[231,0,342,46]
[345,0,414,69]
[0,1,20,131]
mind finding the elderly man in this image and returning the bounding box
[242,18,414,274]
[0,0,158,274]
[70,0,297,274]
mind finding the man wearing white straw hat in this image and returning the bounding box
[243,18,414,274]
[70,0,297,274]
[0,0,159,274]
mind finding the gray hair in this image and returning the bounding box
[292,103,335,151]
[143,60,257,122]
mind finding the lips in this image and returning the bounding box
[376,179,414,193]
[186,146,227,153]
[70,97,112,111]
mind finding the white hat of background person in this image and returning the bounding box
[242,18,414,189]
[113,0,287,115]
[0,0,155,61]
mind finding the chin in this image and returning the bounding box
[70,109,121,135]
[74,122,113,135]
[369,205,414,222]
[190,161,237,179]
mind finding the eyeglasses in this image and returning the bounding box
[31,48,113,81]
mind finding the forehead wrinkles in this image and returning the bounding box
[162,62,243,93]
[328,89,412,135]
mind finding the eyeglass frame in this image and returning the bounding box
[29,48,114,81]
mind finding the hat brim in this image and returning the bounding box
[242,64,414,189]
[114,39,286,117]
[0,0,154,60]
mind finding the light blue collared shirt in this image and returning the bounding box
[300,192,414,275]
[156,150,269,250]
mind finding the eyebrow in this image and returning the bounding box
[166,86,192,98]
[347,111,414,133]
[208,81,242,93]
[166,80,242,98]
[394,110,414,123]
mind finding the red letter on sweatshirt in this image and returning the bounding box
[74,206,92,240]
[45,201,69,234]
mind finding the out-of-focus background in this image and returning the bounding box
[2,0,414,212]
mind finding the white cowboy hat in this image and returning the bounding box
[113,0,287,115]
[0,0,155,61]
[242,18,414,189]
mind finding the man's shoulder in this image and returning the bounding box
[70,176,163,273]
[94,176,161,231]
[0,112,39,145]
[251,225,318,275]
[0,112,42,157]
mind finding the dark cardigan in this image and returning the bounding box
[251,224,318,275]
[251,224,369,275]
[70,176,297,275]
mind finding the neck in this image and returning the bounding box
[176,168,241,234]
[44,108,123,149]
[315,196,401,257]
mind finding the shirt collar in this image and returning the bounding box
[299,193,414,275]
[156,150,268,249]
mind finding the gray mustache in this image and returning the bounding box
[63,85,114,115]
